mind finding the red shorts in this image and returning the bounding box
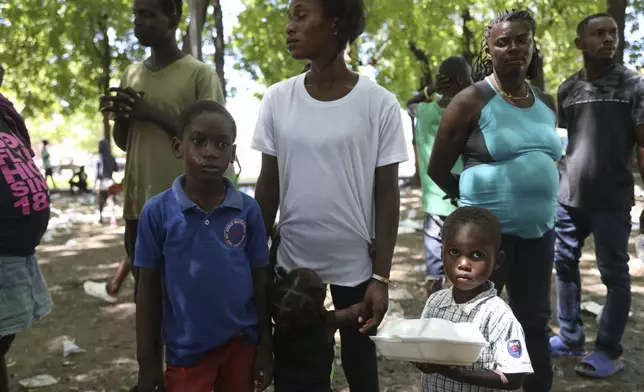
[165,338,256,392]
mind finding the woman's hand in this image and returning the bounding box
[359,280,389,333]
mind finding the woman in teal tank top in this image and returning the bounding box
[427,10,560,392]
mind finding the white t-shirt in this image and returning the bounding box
[251,73,408,286]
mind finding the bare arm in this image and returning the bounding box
[373,163,400,279]
[110,88,178,141]
[427,86,481,199]
[113,119,130,152]
[327,303,362,331]
[635,124,644,233]
[407,90,430,107]
[442,367,524,390]
[252,266,272,345]
[255,154,280,237]
[112,110,177,148]
[136,268,164,382]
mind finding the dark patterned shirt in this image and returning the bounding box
[557,65,644,209]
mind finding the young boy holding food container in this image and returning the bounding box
[414,207,533,391]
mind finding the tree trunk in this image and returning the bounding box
[462,9,474,65]
[607,0,627,64]
[408,40,433,90]
[212,0,226,97]
[98,14,111,141]
[183,0,210,59]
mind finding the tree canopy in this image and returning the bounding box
[0,0,143,119]
[1,0,642,136]
[232,0,642,101]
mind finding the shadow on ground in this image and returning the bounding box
[7,190,644,391]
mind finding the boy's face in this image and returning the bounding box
[173,112,236,182]
[442,222,500,293]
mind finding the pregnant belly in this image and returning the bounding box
[459,152,559,238]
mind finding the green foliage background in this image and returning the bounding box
[1,0,643,150]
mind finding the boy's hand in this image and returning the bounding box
[412,362,454,375]
[137,364,165,392]
[253,342,273,391]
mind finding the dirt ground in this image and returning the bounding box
[6,187,644,391]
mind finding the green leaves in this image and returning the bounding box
[0,0,142,119]
[232,0,305,91]
[232,0,637,101]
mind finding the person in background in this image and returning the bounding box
[428,10,561,391]
[550,13,644,378]
[252,0,407,390]
[407,57,472,296]
[90,0,224,307]
[0,66,53,392]
[415,207,532,392]
[407,77,450,188]
[41,140,56,189]
[135,101,272,392]
[68,165,89,194]
[96,138,118,225]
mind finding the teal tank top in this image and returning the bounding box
[459,78,562,239]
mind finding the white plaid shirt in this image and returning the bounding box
[420,282,533,392]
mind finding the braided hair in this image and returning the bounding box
[472,9,540,82]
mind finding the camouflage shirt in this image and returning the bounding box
[557,64,644,209]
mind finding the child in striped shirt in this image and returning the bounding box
[415,207,533,391]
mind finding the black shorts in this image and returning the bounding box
[44,168,53,177]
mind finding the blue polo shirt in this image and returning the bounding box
[134,175,269,367]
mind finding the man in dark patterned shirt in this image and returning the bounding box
[550,13,644,378]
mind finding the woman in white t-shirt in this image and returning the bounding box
[251,0,408,391]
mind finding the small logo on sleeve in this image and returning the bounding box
[507,340,522,358]
[224,218,247,247]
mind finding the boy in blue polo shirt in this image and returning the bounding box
[134,101,272,392]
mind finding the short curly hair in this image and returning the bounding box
[442,207,502,252]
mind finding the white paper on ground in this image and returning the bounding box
[63,339,86,357]
[18,375,58,388]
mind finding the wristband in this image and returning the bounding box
[372,273,391,285]
[423,86,431,100]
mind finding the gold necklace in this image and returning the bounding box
[491,75,530,100]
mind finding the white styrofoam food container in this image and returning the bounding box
[370,318,488,366]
